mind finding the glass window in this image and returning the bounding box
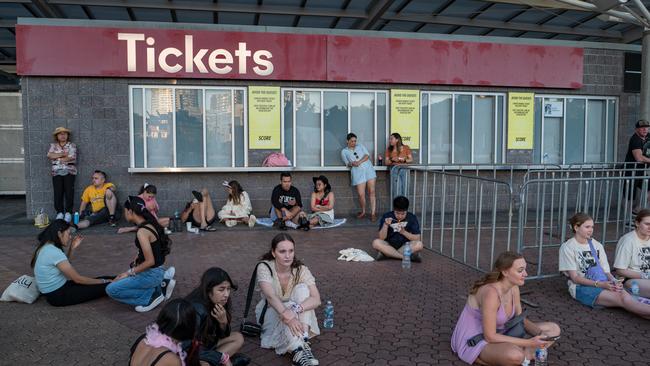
[454,95,472,163]
[132,88,144,168]
[607,99,617,162]
[429,94,452,163]
[533,97,542,163]
[565,98,585,164]
[205,89,233,167]
[474,95,495,164]
[234,90,245,167]
[283,91,294,166]
[145,88,174,168]
[377,93,387,163]
[350,92,375,163]
[175,89,204,167]
[542,98,563,164]
[295,91,322,167]
[324,92,348,166]
[586,99,606,162]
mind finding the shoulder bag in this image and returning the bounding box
[240,261,273,337]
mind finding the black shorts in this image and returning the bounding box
[186,209,217,227]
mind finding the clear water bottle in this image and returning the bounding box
[402,242,412,269]
[323,300,334,329]
[631,280,640,299]
[73,212,79,225]
[534,345,548,366]
[173,211,181,232]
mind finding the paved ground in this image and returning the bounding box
[1,197,649,366]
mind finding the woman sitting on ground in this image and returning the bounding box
[106,196,176,313]
[451,251,560,366]
[118,183,171,234]
[186,267,250,366]
[129,298,201,366]
[613,209,650,298]
[306,175,335,229]
[31,219,113,307]
[181,188,217,232]
[257,233,321,366]
[559,212,650,318]
[217,180,256,228]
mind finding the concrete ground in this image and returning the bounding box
[0,196,649,366]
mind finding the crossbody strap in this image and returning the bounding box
[242,262,273,322]
[587,239,604,272]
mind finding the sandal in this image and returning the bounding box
[200,225,217,232]
[356,212,366,219]
[191,190,204,202]
[370,213,377,222]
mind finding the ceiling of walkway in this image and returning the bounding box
[1,0,649,80]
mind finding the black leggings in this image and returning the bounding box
[44,276,112,307]
[52,174,76,214]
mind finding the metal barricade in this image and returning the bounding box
[517,174,650,279]
[403,167,514,273]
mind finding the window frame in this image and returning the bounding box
[535,94,619,165]
[282,87,389,169]
[421,91,507,164]
[129,85,247,171]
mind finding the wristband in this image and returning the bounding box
[128,268,136,277]
[594,281,599,288]
[101,279,108,284]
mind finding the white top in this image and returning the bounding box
[256,260,316,302]
[559,237,610,298]
[613,230,650,274]
[220,191,252,218]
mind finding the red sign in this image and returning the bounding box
[17,24,583,88]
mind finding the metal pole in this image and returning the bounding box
[642,29,650,121]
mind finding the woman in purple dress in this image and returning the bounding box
[451,252,560,365]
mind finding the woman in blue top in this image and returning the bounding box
[341,133,377,221]
[31,219,112,306]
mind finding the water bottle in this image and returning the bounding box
[534,345,548,366]
[631,280,640,299]
[323,300,334,329]
[173,211,181,232]
[377,156,383,166]
[402,242,412,269]
[73,212,79,225]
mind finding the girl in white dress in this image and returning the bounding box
[256,233,321,366]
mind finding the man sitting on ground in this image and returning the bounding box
[372,195,423,262]
[76,170,119,229]
[271,172,309,230]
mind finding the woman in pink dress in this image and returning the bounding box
[451,252,560,365]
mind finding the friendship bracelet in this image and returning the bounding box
[128,268,136,277]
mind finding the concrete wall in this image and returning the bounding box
[21,47,639,218]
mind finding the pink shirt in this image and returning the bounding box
[138,193,160,218]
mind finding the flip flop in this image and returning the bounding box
[356,212,366,219]
[200,225,217,232]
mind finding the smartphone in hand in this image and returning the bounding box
[541,335,560,342]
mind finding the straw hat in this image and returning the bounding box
[52,126,71,140]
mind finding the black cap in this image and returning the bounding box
[636,119,650,128]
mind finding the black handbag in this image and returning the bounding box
[240,262,273,337]
[466,312,527,346]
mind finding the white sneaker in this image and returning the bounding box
[63,212,72,223]
[225,220,237,228]
[248,215,256,228]
[161,278,176,300]
[164,228,172,235]
[135,293,164,312]
[164,266,175,280]
[56,212,64,220]
[302,342,319,366]
[286,220,299,229]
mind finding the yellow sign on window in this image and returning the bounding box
[248,86,281,150]
[390,89,420,149]
[507,92,535,150]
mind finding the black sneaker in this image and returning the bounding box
[302,342,319,366]
[278,220,287,231]
[108,215,117,227]
[135,291,164,312]
[375,252,386,261]
[191,190,203,202]
[299,217,310,231]
[292,348,312,366]
[161,278,176,300]
[411,252,422,263]
[230,353,251,366]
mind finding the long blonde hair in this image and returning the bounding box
[470,251,524,294]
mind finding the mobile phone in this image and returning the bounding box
[542,335,560,342]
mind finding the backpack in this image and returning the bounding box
[262,152,290,167]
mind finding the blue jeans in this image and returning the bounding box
[391,166,408,198]
[106,267,164,306]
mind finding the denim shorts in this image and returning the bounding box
[575,285,604,308]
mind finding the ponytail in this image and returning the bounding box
[469,251,524,294]
[125,196,171,257]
